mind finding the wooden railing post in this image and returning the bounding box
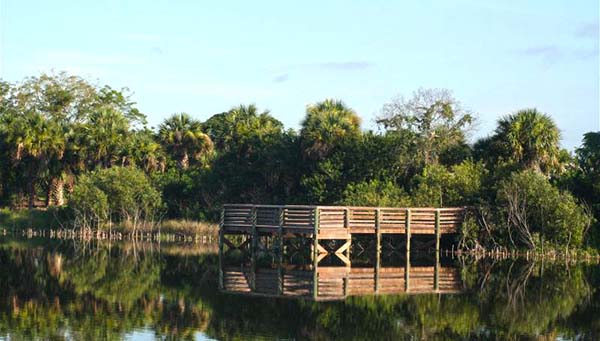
[405,208,411,252]
[375,208,381,294]
[278,207,284,295]
[434,243,440,292]
[435,209,441,252]
[250,206,257,291]
[218,207,225,290]
[313,207,320,299]
[344,207,349,229]
[405,208,411,292]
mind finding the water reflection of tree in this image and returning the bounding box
[470,259,591,338]
[60,248,161,307]
[0,241,209,339]
[0,240,598,339]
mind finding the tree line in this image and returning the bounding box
[0,73,598,250]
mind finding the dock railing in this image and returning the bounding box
[222,204,466,236]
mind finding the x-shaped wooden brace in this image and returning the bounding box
[315,239,351,266]
[223,236,251,257]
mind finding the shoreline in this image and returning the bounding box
[2,227,598,264]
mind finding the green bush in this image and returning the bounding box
[412,160,486,207]
[69,176,109,227]
[69,167,163,228]
[152,168,206,220]
[339,179,411,207]
[497,170,594,248]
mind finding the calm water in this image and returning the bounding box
[0,236,598,340]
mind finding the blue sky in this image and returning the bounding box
[0,0,598,149]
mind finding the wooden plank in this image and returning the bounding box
[335,239,352,255]
[316,243,328,254]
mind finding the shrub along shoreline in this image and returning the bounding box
[0,73,598,253]
[0,208,218,238]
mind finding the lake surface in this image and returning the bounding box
[0,236,598,340]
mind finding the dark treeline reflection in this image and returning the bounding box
[0,238,598,340]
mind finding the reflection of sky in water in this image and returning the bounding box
[125,329,214,341]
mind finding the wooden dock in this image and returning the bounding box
[219,204,466,265]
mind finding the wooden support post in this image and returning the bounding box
[435,209,441,253]
[218,208,224,290]
[406,208,411,252]
[375,208,381,294]
[405,241,411,292]
[250,206,257,291]
[434,246,440,291]
[278,207,284,295]
[313,207,320,299]
[405,208,411,292]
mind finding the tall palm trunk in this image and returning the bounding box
[47,177,65,206]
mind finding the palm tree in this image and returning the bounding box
[83,108,130,169]
[125,129,166,173]
[300,99,361,159]
[204,104,283,153]
[158,113,213,169]
[494,108,561,175]
[45,121,89,206]
[0,111,65,208]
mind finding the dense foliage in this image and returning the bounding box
[0,73,597,249]
[496,171,592,249]
[69,167,163,228]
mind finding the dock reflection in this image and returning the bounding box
[219,251,463,301]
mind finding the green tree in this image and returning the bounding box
[574,132,600,214]
[569,131,600,247]
[300,99,361,160]
[69,166,163,228]
[412,160,486,207]
[158,113,213,169]
[11,72,144,125]
[339,179,411,207]
[497,170,593,248]
[204,104,284,153]
[82,108,130,169]
[0,112,65,208]
[125,129,166,173]
[0,73,147,207]
[377,88,474,166]
[492,109,561,175]
[202,105,298,207]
